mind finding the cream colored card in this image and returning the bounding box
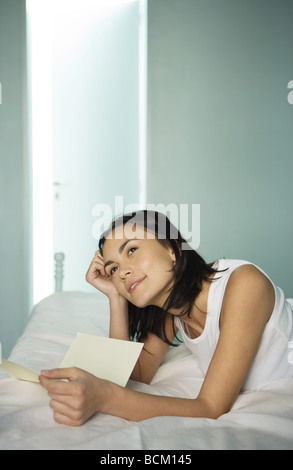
[60,333,144,387]
[0,334,143,387]
[0,359,40,383]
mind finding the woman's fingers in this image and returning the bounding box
[94,251,108,275]
[40,367,102,426]
[40,367,80,381]
[86,257,108,281]
[39,367,81,394]
[49,397,85,426]
[85,250,120,298]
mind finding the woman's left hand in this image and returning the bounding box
[39,367,108,426]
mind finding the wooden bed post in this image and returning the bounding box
[54,252,65,292]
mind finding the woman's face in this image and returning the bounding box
[102,225,176,308]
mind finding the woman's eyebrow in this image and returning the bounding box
[104,239,135,269]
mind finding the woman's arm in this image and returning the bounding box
[108,294,130,341]
[86,250,174,384]
[129,317,175,384]
[198,264,275,415]
[109,292,175,383]
[40,264,274,426]
[108,294,174,383]
[39,367,216,426]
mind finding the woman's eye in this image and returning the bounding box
[110,266,118,276]
[109,248,137,275]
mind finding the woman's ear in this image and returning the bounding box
[171,250,176,265]
[164,240,180,265]
[168,246,178,266]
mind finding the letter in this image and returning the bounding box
[114,195,124,217]
[145,455,152,464]
[128,457,135,468]
[180,204,200,250]
[146,202,179,239]
[92,203,113,240]
[123,212,144,239]
[100,457,107,465]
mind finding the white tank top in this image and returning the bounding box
[174,259,293,391]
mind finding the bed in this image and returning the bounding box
[0,290,293,450]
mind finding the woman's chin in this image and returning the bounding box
[131,299,150,309]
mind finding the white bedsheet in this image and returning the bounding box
[0,292,292,450]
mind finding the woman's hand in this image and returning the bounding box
[39,367,110,426]
[86,250,120,299]
[86,250,130,341]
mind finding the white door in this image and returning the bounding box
[29,0,143,302]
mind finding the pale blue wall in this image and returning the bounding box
[0,0,30,356]
[147,0,293,297]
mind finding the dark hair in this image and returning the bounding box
[99,210,221,347]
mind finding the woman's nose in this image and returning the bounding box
[119,265,132,279]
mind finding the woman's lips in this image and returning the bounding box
[128,277,146,294]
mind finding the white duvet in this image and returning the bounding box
[0,292,292,450]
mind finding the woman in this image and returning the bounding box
[40,211,293,426]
